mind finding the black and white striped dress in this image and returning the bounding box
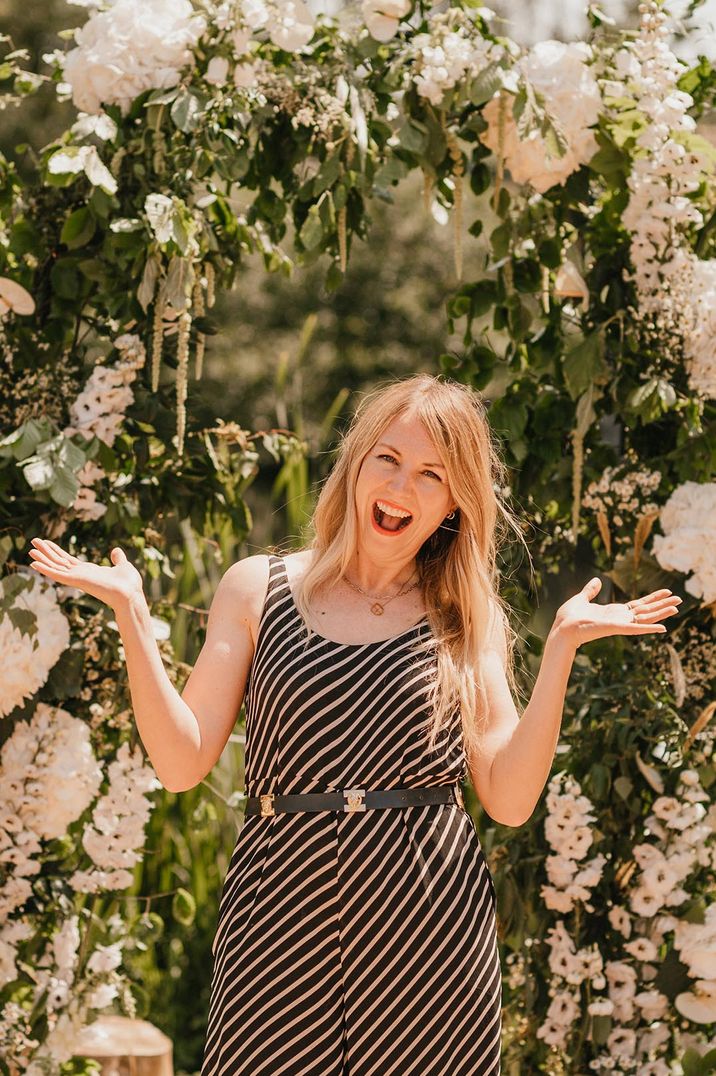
[201,553,502,1075]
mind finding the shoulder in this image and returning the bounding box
[213,554,273,647]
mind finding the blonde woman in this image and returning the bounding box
[28,373,680,1075]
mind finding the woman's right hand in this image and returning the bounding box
[28,538,145,611]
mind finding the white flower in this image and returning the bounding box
[232,26,252,55]
[409,13,501,107]
[145,192,175,244]
[53,916,80,973]
[268,0,314,51]
[61,0,206,115]
[72,484,107,521]
[362,0,411,43]
[234,62,256,89]
[86,941,123,975]
[0,278,35,318]
[64,348,144,447]
[70,111,118,142]
[87,981,119,1009]
[481,40,601,193]
[652,481,716,603]
[205,56,230,86]
[0,573,70,719]
[554,261,589,303]
[684,256,716,398]
[241,0,269,30]
[2,703,103,841]
[47,145,117,196]
[675,980,716,1023]
[70,742,161,892]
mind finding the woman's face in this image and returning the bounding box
[355,414,457,559]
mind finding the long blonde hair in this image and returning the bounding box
[288,373,528,769]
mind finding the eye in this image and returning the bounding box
[377,454,441,481]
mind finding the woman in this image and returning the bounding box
[28,374,680,1075]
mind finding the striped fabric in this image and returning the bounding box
[201,554,502,1075]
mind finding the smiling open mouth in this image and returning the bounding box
[372,502,413,533]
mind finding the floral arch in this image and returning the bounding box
[0,0,715,1071]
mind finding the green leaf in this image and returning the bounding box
[138,253,161,313]
[0,535,13,568]
[299,206,324,251]
[172,887,196,926]
[613,775,632,800]
[589,143,627,177]
[0,418,54,461]
[468,279,497,317]
[469,62,506,106]
[170,88,202,133]
[45,647,84,698]
[146,86,180,106]
[397,120,429,155]
[22,455,55,491]
[8,607,37,637]
[562,332,607,401]
[591,1014,612,1046]
[60,206,96,249]
[161,255,193,310]
[537,237,561,269]
[313,153,341,195]
[470,161,491,196]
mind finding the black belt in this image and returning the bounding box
[245,783,464,817]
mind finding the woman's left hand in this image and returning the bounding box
[551,576,682,649]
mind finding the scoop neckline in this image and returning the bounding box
[274,554,431,648]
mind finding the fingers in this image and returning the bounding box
[28,558,67,580]
[30,537,75,567]
[630,595,682,619]
[635,588,679,605]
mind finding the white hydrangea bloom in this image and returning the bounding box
[64,335,146,448]
[268,0,314,51]
[481,40,601,192]
[2,703,103,842]
[0,572,70,719]
[70,741,162,893]
[61,0,206,115]
[652,481,716,603]
[408,10,503,107]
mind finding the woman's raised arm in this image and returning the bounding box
[28,539,266,793]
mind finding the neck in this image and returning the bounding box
[345,552,418,595]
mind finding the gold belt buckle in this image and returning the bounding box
[343,788,366,813]
[259,793,275,817]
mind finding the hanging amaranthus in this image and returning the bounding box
[338,139,355,274]
[422,168,434,213]
[570,424,585,542]
[541,264,550,314]
[205,262,215,309]
[176,310,191,457]
[444,126,464,280]
[193,275,206,380]
[491,91,507,213]
[151,297,165,392]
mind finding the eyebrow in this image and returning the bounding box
[376,442,446,470]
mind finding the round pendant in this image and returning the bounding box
[370,602,384,616]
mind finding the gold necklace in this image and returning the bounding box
[343,572,421,616]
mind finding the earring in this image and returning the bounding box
[446,510,456,520]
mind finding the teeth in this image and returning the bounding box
[375,499,411,519]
